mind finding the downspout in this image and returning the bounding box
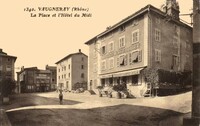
[147,5,152,68]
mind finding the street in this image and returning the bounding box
[1,91,192,126]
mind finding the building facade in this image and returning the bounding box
[55,49,88,91]
[85,0,193,97]
[46,65,57,91]
[0,49,17,94]
[0,49,17,81]
[17,67,52,93]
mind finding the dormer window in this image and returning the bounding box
[119,25,125,32]
[132,19,139,26]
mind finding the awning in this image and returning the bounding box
[100,68,143,78]
[100,74,113,78]
[132,51,139,62]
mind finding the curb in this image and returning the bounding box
[0,109,12,126]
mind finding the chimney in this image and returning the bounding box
[79,49,81,53]
[165,0,180,20]
[21,66,24,71]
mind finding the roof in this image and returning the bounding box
[0,49,17,62]
[85,4,192,45]
[18,67,51,74]
[55,51,88,64]
[37,69,51,74]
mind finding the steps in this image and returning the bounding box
[143,83,152,97]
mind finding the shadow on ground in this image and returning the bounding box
[1,93,82,110]
[7,104,188,126]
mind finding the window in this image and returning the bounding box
[82,57,84,61]
[118,54,128,66]
[119,25,125,32]
[132,19,139,26]
[132,29,139,43]
[59,76,60,79]
[81,73,84,78]
[130,50,142,64]
[81,65,84,69]
[64,74,66,79]
[109,58,114,69]
[173,36,178,48]
[101,60,106,70]
[155,29,161,42]
[68,73,70,78]
[68,64,70,69]
[6,65,12,71]
[155,49,161,62]
[119,36,125,48]
[108,41,114,52]
[156,17,160,24]
[174,25,179,35]
[58,69,60,72]
[101,46,106,54]
[132,75,138,85]
[119,55,125,66]
[172,55,179,66]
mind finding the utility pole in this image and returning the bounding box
[184,0,200,125]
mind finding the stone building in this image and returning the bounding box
[0,49,17,95]
[55,49,88,91]
[85,0,193,97]
[17,67,52,93]
[46,65,57,91]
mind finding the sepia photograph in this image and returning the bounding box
[0,0,200,126]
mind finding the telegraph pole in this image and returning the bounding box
[184,0,200,125]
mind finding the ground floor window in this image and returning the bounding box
[132,75,138,85]
[101,79,105,87]
[109,78,113,86]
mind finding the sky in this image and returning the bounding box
[0,0,192,74]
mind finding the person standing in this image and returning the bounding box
[59,90,63,105]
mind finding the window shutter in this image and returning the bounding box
[138,50,142,62]
[124,54,128,66]
[129,53,132,65]
[117,57,119,67]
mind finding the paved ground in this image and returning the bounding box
[1,91,192,126]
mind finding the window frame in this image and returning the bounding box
[119,36,126,48]
[155,49,161,62]
[155,28,161,42]
[132,29,140,44]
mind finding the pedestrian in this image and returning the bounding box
[59,90,63,105]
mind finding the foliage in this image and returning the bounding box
[0,78,16,96]
[112,84,126,92]
[142,68,192,88]
[72,82,87,90]
[142,68,159,88]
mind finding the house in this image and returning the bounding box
[0,49,17,94]
[17,67,52,93]
[46,65,57,91]
[85,0,193,97]
[55,49,88,91]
